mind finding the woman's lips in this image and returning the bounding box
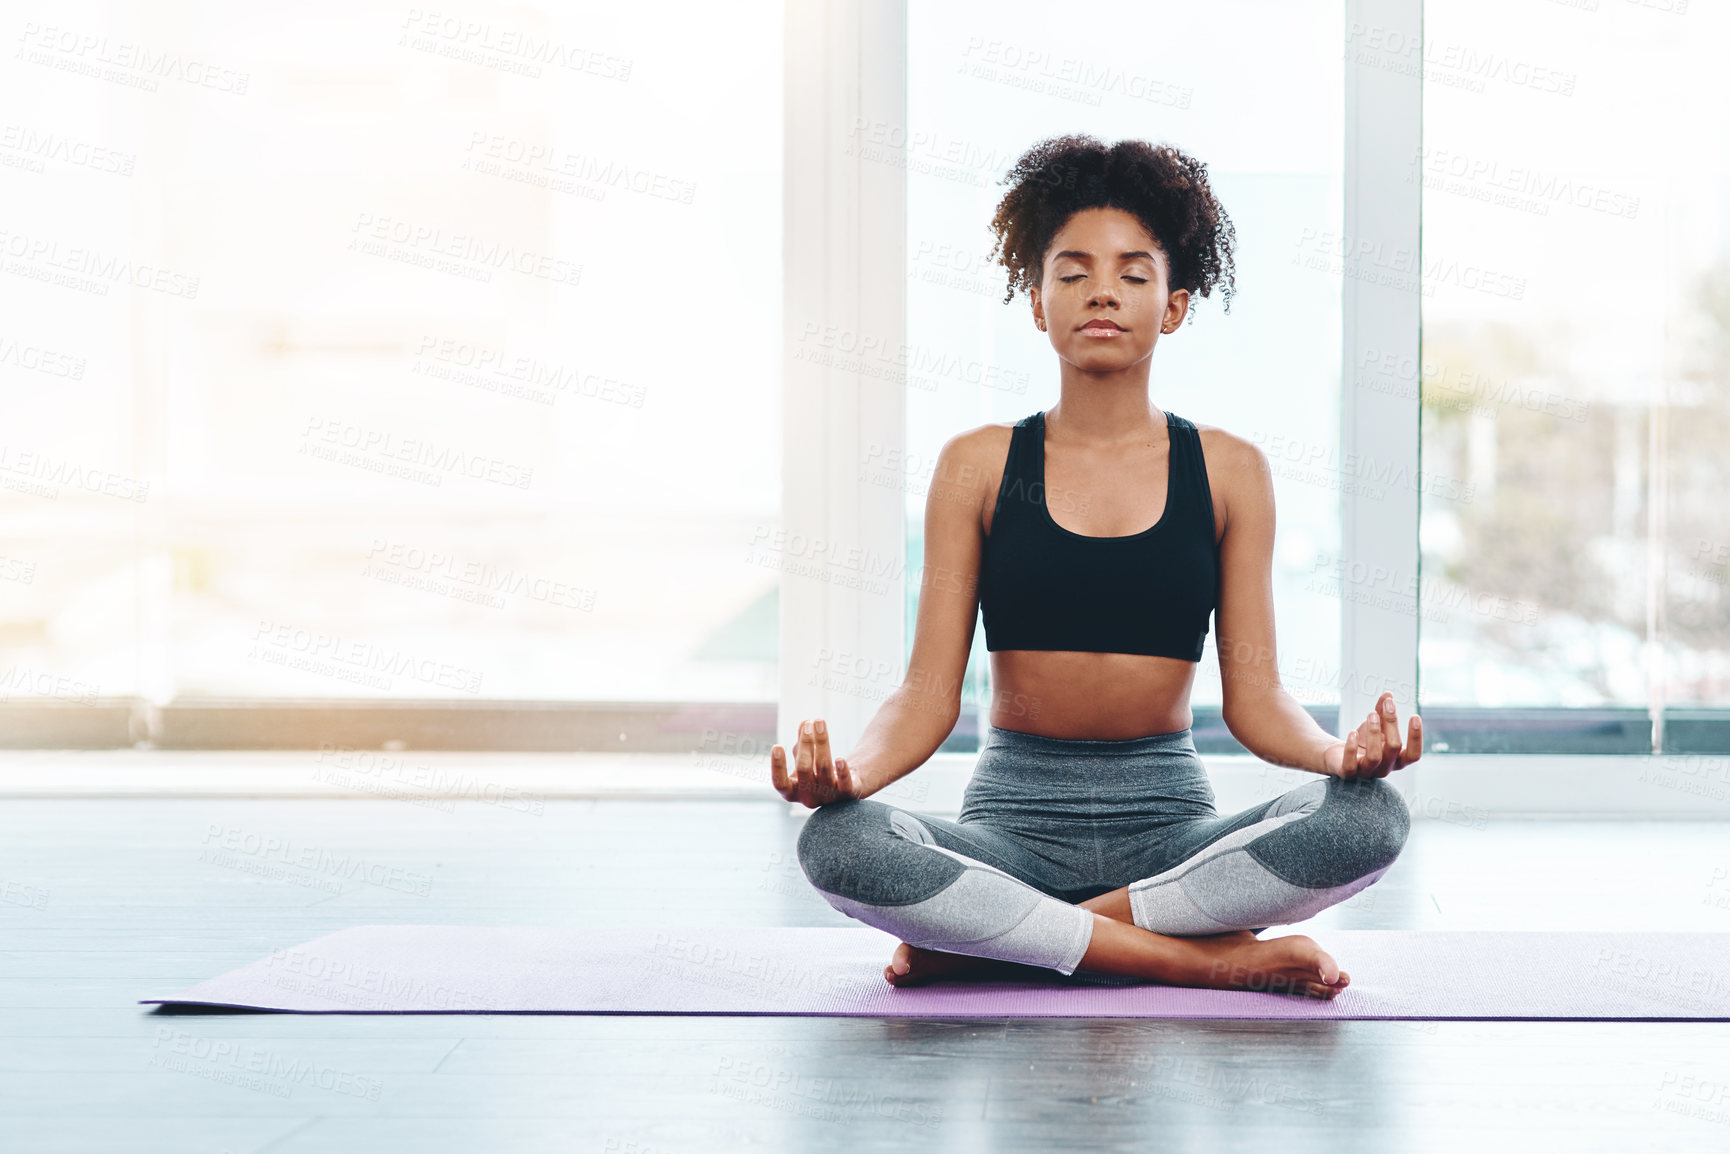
[1079,323,1125,338]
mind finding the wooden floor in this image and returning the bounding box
[3,795,1729,1153]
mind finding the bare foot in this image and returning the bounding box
[883,942,1047,988]
[1179,932,1351,1000]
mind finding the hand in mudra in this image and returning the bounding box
[1325,691,1423,779]
[771,718,862,808]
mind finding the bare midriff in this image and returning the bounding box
[988,650,1198,740]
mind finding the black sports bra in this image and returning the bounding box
[978,410,1220,661]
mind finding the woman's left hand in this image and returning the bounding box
[1323,691,1423,779]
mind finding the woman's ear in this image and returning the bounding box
[1162,286,1191,334]
[1030,285,1046,332]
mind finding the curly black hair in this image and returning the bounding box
[987,135,1237,319]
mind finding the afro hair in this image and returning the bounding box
[987,134,1238,321]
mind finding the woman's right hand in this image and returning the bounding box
[771,718,861,808]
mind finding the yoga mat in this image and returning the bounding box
[140,925,1730,1020]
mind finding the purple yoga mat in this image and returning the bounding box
[140,925,1730,1019]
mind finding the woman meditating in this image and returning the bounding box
[769,135,1422,999]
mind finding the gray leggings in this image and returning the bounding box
[796,725,1410,976]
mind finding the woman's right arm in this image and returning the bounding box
[771,428,994,805]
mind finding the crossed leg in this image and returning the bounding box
[795,775,1410,997]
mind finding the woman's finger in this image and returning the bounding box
[770,744,792,799]
[836,757,854,797]
[1379,695,1402,770]
[813,719,835,791]
[1361,711,1385,767]
[793,723,815,802]
[1401,714,1424,767]
[795,720,813,784]
[1340,731,1359,778]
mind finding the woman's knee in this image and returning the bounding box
[795,798,965,906]
[794,798,870,889]
[1327,775,1411,866]
[1250,775,1410,888]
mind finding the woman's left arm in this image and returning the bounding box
[1212,435,1422,778]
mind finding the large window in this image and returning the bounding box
[1419,0,1730,752]
[0,2,782,744]
[8,1,1726,762]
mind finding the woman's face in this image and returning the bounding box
[1030,206,1189,373]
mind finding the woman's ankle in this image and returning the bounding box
[1076,915,1206,983]
[1078,887,1135,923]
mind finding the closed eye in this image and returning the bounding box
[1060,274,1149,284]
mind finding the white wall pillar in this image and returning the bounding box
[779,1,908,753]
[1341,0,1424,796]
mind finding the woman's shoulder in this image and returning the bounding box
[1187,418,1262,465]
[930,419,1033,531]
[941,416,1033,470]
[1184,420,1277,543]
